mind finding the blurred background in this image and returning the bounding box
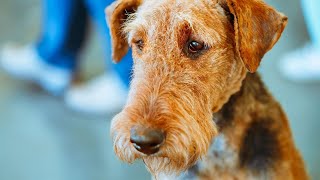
[0,0,319,180]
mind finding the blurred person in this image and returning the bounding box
[0,0,132,113]
[279,0,320,82]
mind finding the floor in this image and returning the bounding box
[0,0,319,180]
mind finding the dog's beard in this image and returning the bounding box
[111,96,217,176]
[142,146,195,177]
[112,134,137,163]
[112,126,216,177]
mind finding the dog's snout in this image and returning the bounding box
[130,127,164,155]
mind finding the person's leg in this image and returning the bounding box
[65,0,132,114]
[301,0,320,51]
[83,0,132,88]
[278,0,320,83]
[1,0,90,95]
[36,0,89,71]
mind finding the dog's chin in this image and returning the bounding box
[112,127,216,176]
[142,153,197,176]
[111,112,217,176]
[113,136,203,177]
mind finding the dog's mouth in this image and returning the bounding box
[112,127,213,175]
[111,107,217,175]
[142,156,172,175]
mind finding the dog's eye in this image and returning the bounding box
[184,40,208,59]
[134,40,144,51]
[188,41,205,53]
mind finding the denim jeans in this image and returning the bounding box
[35,0,132,87]
[301,0,320,50]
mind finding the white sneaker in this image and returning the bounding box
[0,43,72,95]
[64,73,128,114]
[279,44,320,83]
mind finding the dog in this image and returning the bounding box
[105,0,308,179]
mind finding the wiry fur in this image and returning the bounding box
[106,0,308,179]
[177,73,308,179]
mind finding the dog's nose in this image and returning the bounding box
[130,127,164,155]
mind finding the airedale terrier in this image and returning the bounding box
[106,0,308,179]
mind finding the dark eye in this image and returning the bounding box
[184,40,208,59]
[135,40,144,51]
[188,41,205,53]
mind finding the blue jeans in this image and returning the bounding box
[35,0,132,87]
[301,0,320,50]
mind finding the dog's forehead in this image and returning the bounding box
[126,0,227,44]
[137,0,220,20]
[140,0,218,8]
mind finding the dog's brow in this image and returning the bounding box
[123,19,148,41]
[173,11,223,47]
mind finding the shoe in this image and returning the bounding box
[64,73,128,114]
[279,44,320,83]
[0,43,72,95]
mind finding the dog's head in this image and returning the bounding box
[106,0,287,176]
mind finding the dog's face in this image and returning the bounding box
[106,0,287,176]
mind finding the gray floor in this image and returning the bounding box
[0,0,319,180]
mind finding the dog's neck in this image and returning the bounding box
[187,72,286,177]
[177,73,284,179]
[214,72,273,130]
[179,72,306,180]
[161,73,306,179]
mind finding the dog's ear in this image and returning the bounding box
[221,0,288,72]
[105,0,142,62]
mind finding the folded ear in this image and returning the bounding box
[105,0,142,62]
[224,0,288,72]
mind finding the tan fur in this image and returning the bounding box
[224,0,288,72]
[106,0,308,179]
[182,74,308,180]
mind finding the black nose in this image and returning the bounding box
[130,126,165,155]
